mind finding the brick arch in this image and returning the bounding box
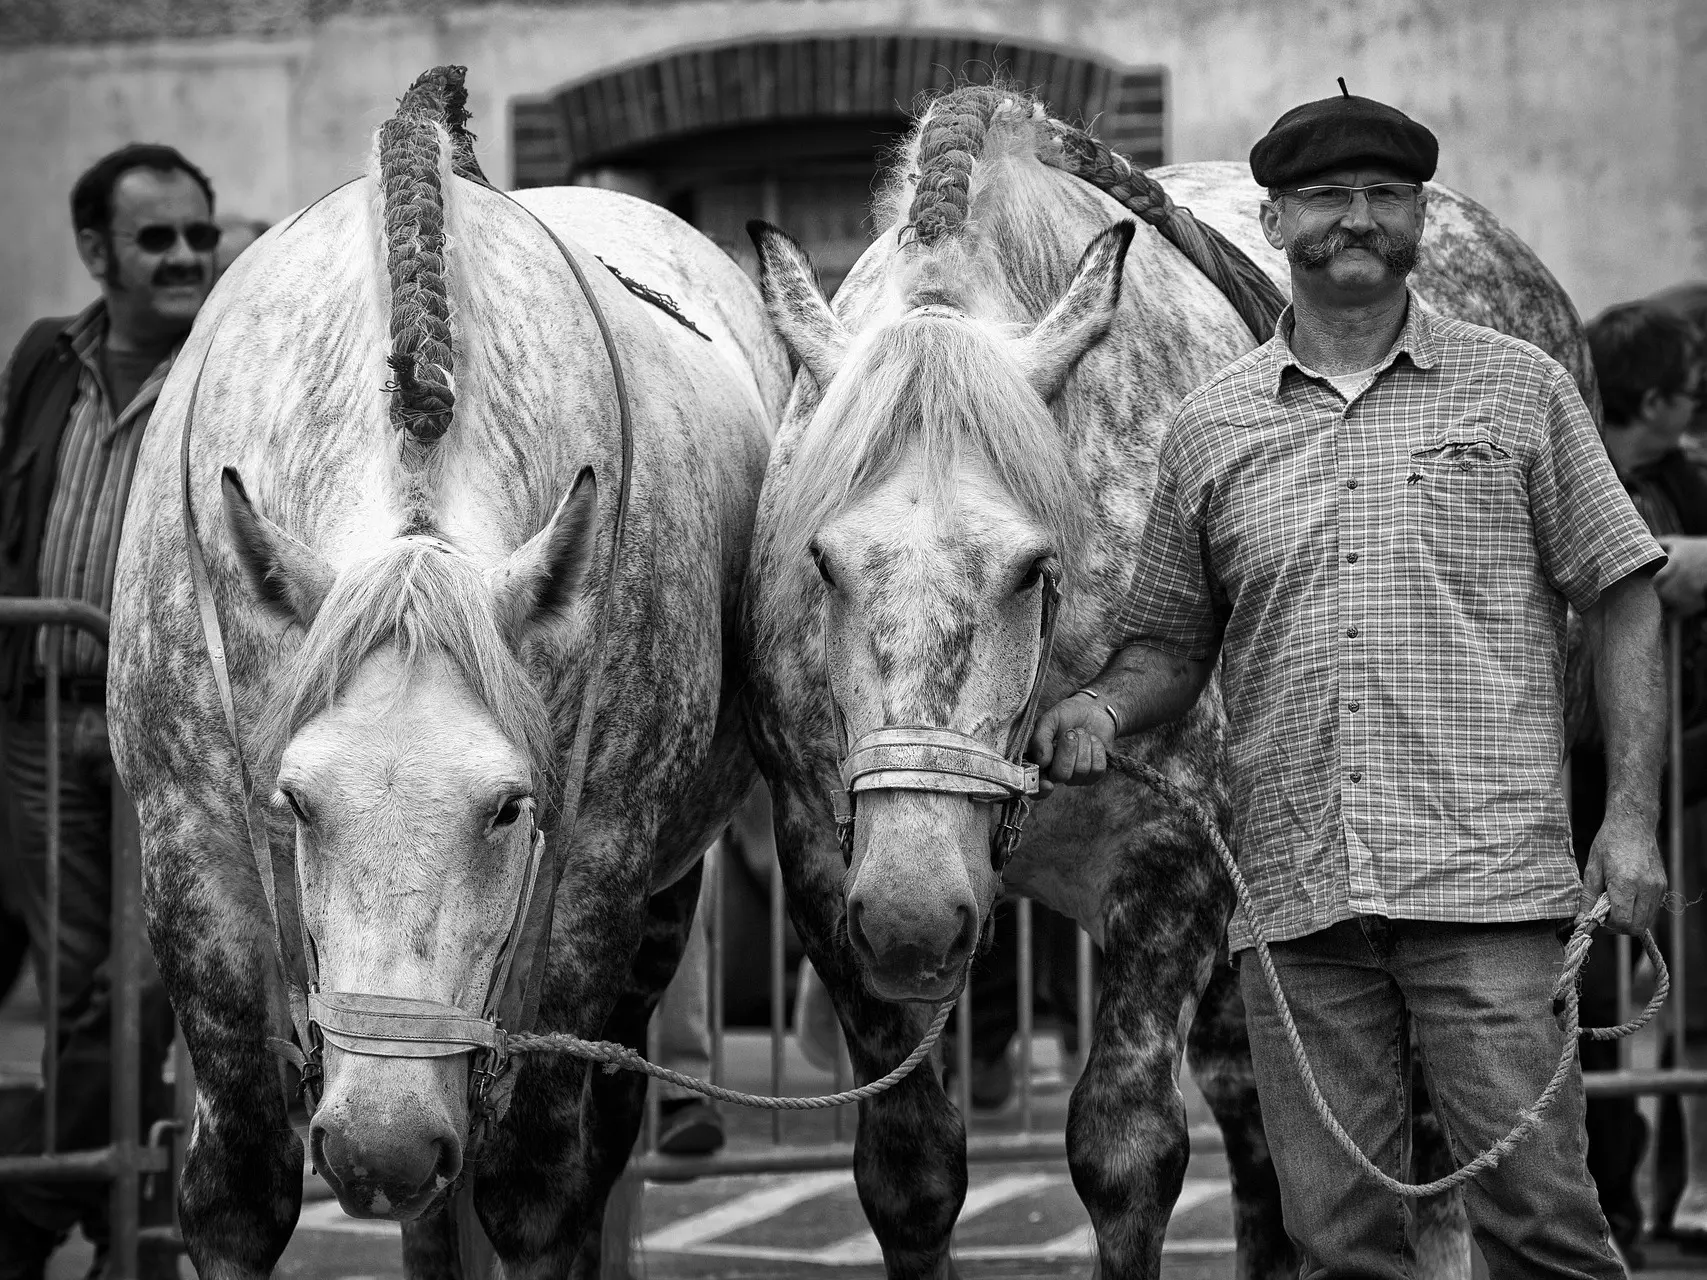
[511,33,1164,187]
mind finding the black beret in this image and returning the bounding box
[1250,84,1438,189]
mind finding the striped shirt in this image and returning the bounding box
[1115,295,1664,953]
[0,302,177,676]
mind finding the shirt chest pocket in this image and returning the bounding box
[1398,433,1529,575]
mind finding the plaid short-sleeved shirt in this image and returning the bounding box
[1115,295,1664,953]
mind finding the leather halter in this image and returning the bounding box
[179,183,635,1156]
[826,565,1061,874]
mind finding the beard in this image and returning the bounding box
[1287,226,1419,279]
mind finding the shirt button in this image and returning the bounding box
[1350,771,1363,782]
[1348,700,1360,712]
[1346,625,1359,638]
[1346,552,1359,564]
[1346,478,1359,490]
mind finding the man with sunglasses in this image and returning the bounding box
[1033,86,1665,1275]
[0,143,217,1278]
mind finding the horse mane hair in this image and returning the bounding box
[257,540,559,816]
[764,310,1093,594]
[763,85,1106,605]
[376,65,488,531]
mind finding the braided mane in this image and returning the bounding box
[897,83,1285,341]
[376,66,487,464]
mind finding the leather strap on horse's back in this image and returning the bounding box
[1043,122,1290,345]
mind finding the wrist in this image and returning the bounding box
[1072,687,1121,736]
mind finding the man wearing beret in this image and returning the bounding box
[1032,85,1664,1274]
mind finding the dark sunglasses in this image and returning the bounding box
[132,222,221,253]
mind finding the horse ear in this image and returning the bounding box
[747,220,849,389]
[489,467,600,646]
[221,467,333,627]
[1013,220,1135,402]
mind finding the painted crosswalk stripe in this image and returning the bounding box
[640,1170,851,1250]
[812,1172,1065,1264]
[296,1200,399,1235]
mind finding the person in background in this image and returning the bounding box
[1583,300,1707,1260]
[0,142,219,1279]
[1651,284,1707,470]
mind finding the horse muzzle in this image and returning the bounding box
[310,1078,464,1220]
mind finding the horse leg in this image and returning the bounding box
[143,839,302,1279]
[1068,837,1229,1279]
[565,858,705,1279]
[758,774,967,1280]
[421,857,700,1279]
[810,945,967,1280]
[1185,958,1294,1280]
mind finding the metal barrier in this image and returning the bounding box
[2,600,1700,1274]
[0,599,170,1280]
[1581,618,1707,1099]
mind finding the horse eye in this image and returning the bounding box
[809,544,836,589]
[277,789,310,824]
[1017,558,1046,592]
[493,797,525,828]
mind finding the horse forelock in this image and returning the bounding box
[763,312,1089,621]
[259,542,556,806]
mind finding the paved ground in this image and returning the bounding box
[8,977,1707,1279]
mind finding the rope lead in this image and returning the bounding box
[1103,749,1666,1198]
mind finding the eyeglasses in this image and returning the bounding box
[1278,183,1423,215]
[130,222,222,253]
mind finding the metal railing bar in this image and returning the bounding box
[1668,617,1687,1074]
[110,786,145,1268]
[955,967,973,1120]
[44,644,61,1155]
[707,842,723,1092]
[1583,1069,1707,1098]
[1016,898,1034,1134]
[769,838,785,1145]
[0,1147,170,1182]
[0,598,110,640]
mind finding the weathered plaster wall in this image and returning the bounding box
[1,0,1702,353]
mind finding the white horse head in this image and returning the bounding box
[750,211,1131,1001]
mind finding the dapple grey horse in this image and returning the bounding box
[107,68,785,1276]
[744,85,1599,1279]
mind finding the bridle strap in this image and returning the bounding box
[825,567,1061,871]
[179,320,324,1102]
[841,726,1039,799]
[310,991,508,1058]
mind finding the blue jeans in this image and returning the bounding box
[1238,917,1623,1280]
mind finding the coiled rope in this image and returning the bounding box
[506,987,953,1109]
[1103,749,1667,1197]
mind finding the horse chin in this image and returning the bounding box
[317,1160,452,1222]
[860,962,964,1005]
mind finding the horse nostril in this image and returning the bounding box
[952,904,977,957]
[432,1132,463,1187]
[847,899,872,955]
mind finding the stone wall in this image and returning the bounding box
[0,0,1702,353]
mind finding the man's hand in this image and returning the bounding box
[1581,812,1667,934]
[1654,535,1707,616]
[1030,695,1118,795]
